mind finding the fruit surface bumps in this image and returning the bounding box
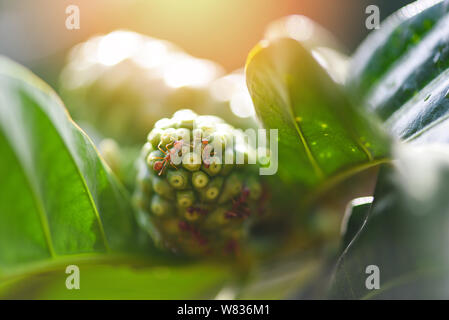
[134,109,263,256]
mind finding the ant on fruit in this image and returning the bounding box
[201,138,216,169]
[257,185,270,216]
[187,206,209,216]
[178,221,208,246]
[224,239,239,255]
[225,187,251,219]
[150,137,211,175]
[151,138,189,175]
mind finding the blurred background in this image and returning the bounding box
[0,0,412,90]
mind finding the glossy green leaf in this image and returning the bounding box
[238,252,322,299]
[331,0,449,299]
[348,0,448,102]
[0,257,230,299]
[0,57,231,298]
[245,38,390,189]
[340,197,372,250]
[348,0,449,143]
[330,145,449,299]
[0,56,146,269]
[263,14,349,85]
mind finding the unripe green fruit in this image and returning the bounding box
[147,150,164,168]
[151,195,173,216]
[134,109,265,257]
[203,206,229,229]
[182,152,202,172]
[137,168,152,195]
[177,190,195,208]
[218,173,243,204]
[220,149,235,176]
[152,176,175,200]
[167,169,190,190]
[247,177,262,200]
[201,177,224,202]
[192,171,209,189]
[155,118,175,130]
[147,129,163,149]
[175,128,191,141]
[184,208,200,221]
[161,128,176,145]
[173,109,196,129]
[177,119,194,130]
[141,142,153,159]
[202,157,222,176]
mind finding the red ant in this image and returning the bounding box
[151,137,211,175]
[187,206,209,216]
[178,221,207,246]
[151,139,188,175]
[224,239,239,255]
[225,188,251,219]
[257,185,270,216]
[201,138,216,169]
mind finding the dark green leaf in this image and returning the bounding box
[0,257,230,299]
[329,145,449,299]
[0,56,146,268]
[238,252,322,299]
[348,0,448,102]
[245,38,390,189]
[340,197,372,250]
[348,0,449,143]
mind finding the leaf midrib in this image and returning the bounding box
[289,107,324,179]
[19,87,111,253]
[1,74,111,255]
[0,125,55,258]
